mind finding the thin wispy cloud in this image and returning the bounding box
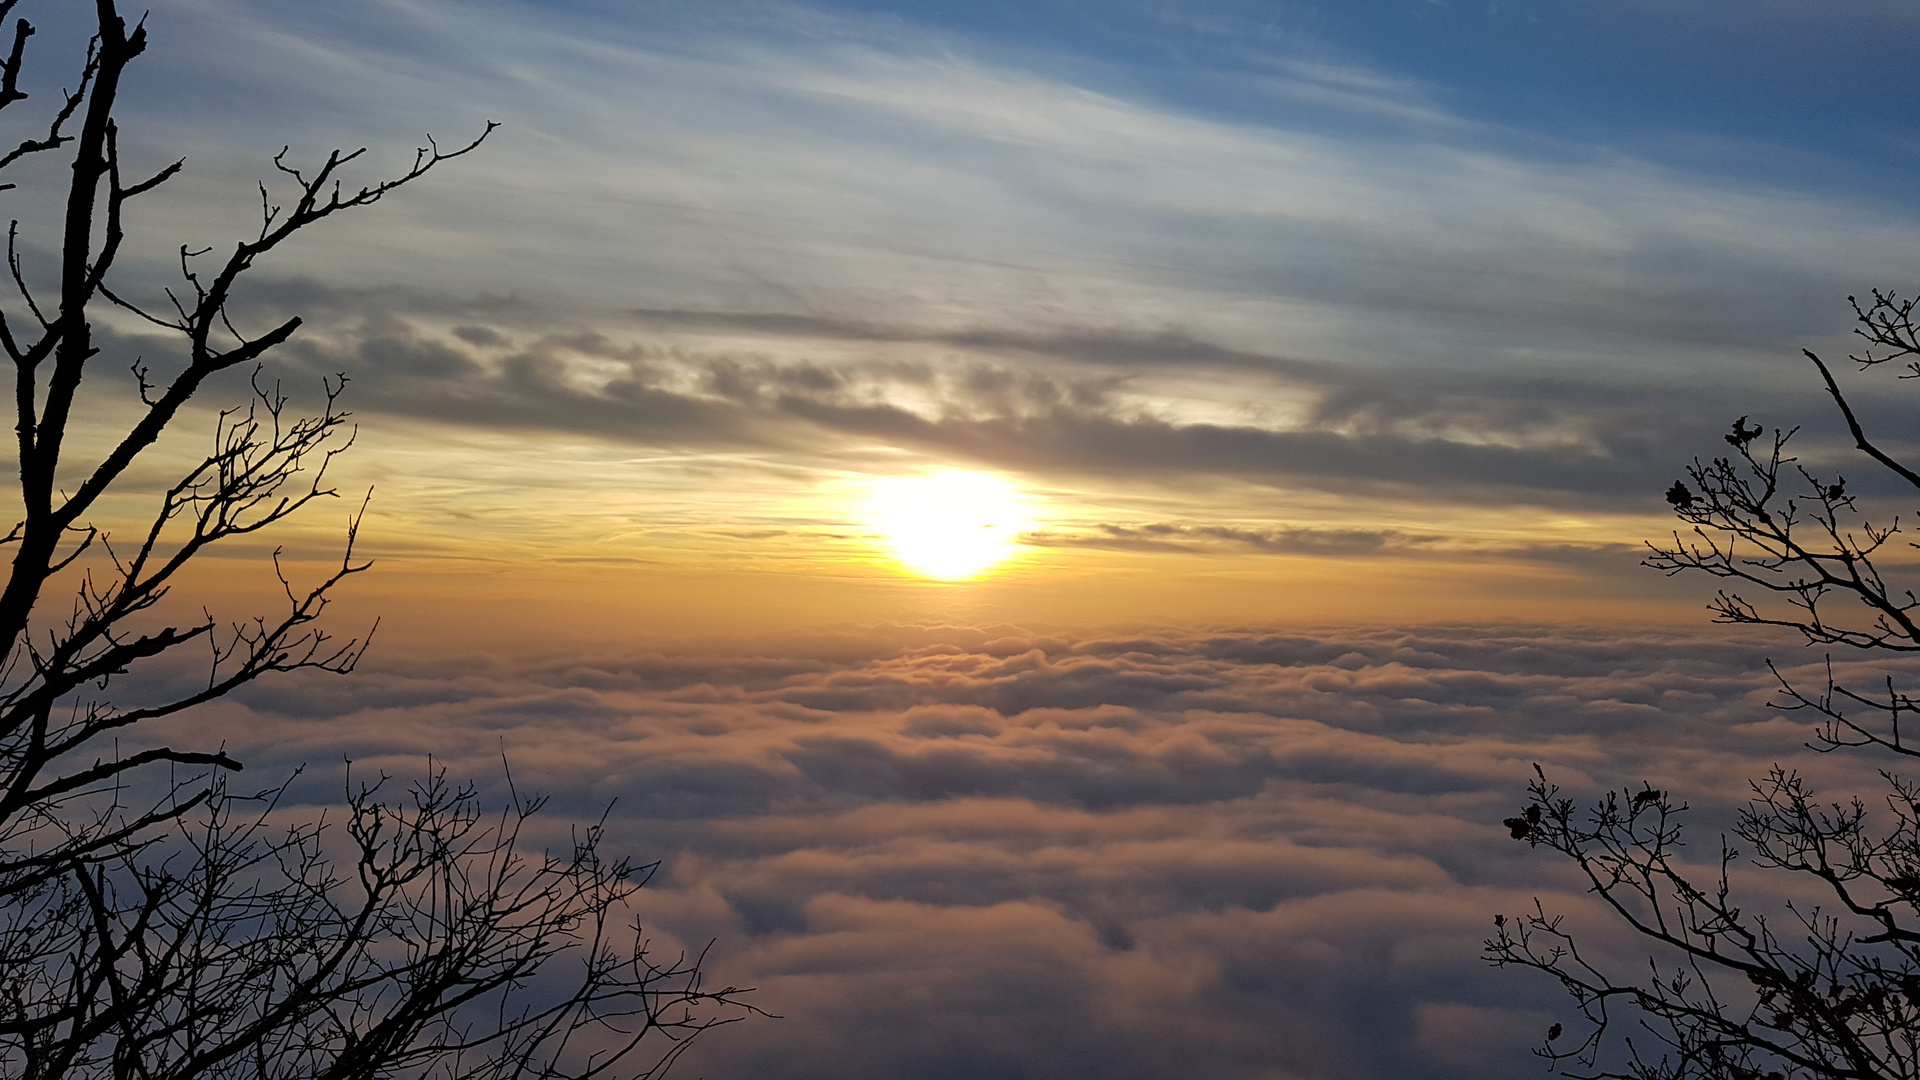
[43,2,1896,539]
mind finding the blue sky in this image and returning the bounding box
[716,0,1920,196]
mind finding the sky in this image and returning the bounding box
[19,0,1920,1077]
[32,0,1918,638]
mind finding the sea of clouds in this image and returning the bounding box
[139,620,1918,1080]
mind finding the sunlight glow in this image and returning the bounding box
[867,470,1032,580]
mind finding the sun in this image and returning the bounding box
[867,470,1032,580]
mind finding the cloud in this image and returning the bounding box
[137,308,1823,517]
[22,0,1909,541]
[124,621,1915,1080]
[1024,522,1435,555]
[81,3,1920,376]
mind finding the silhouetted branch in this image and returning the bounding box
[1503,292,1920,1079]
[1492,769,1920,1080]
[0,4,746,1078]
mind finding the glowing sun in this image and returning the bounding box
[867,470,1032,580]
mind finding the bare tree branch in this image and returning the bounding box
[1500,292,1920,1079]
[0,5,752,1079]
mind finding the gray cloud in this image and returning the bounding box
[1025,522,1437,556]
[127,307,1853,515]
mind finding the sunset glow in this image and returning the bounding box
[867,470,1031,580]
[72,1,1920,1077]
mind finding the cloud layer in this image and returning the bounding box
[140,621,1917,1080]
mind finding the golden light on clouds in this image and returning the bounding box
[867,470,1033,581]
